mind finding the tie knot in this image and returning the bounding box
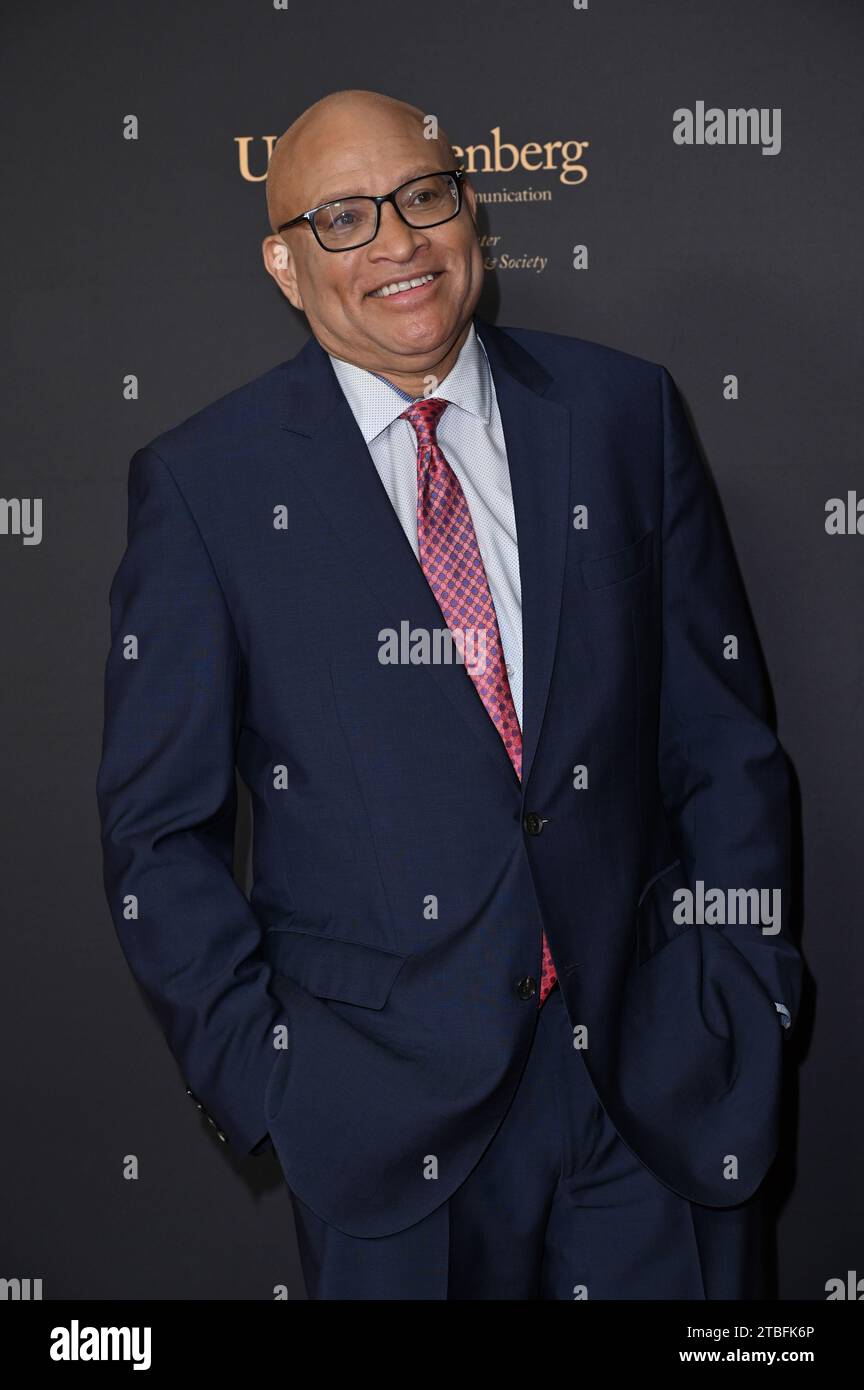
[398,396,449,446]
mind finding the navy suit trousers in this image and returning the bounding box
[287,983,766,1300]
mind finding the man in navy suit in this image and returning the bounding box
[96,89,803,1299]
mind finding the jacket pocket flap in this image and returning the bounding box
[581,528,653,590]
[636,858,690,964]
[264,927,407,1009]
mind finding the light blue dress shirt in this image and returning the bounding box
[327,322,525,730]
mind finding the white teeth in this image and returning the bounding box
[370,272,436,298]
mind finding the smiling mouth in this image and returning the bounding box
[367,271,442,298]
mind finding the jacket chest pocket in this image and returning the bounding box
[580,528,654,593]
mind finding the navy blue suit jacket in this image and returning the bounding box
[96,315,803,1237]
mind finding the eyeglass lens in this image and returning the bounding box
[312,173,458,248]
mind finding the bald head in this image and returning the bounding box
[265,89,455,232]
[260,87,483,394]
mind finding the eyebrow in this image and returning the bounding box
[311,165,447,207]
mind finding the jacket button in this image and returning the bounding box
[516,976,537,1000]
[206,1115,228,1143]
[523,812,546,836]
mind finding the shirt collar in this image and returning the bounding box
[326,319,493,445]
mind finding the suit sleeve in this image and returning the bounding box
[96,445,288,1151]
[657,367,803,1037]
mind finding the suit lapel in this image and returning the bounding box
[277,317,571,795]
[475,318,571,790]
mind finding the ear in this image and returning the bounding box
[462,178,478,224]
[262,233,303,311]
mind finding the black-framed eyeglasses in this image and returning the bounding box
[276,168,466,252]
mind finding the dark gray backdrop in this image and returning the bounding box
[1,0,861,1300]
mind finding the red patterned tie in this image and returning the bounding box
[399,396,557,1005]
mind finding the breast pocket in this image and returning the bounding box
[581,528,654,592]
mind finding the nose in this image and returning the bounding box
[370,200,428,260]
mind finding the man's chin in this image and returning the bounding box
[368,307,465,358]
